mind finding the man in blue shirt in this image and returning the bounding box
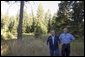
[59,27,75,56]
[47,30,60,56]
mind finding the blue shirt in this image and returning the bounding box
[59,32,75,44]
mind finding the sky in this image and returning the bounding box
[1,1,61,16]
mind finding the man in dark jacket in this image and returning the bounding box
[47,30,60,56]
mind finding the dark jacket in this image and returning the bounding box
[47,35,59,50]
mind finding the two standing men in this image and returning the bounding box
[47,27,75,56]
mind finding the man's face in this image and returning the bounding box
[63,28,68,33]
[51,30,55,36]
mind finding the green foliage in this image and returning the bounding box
[34,3,48,37]
[1,29,15,40]
[25,26,31,33]
[1,14,16,40]
[51,1,84,38]
[1,1,84,39]
[8,20,15,32]
[34,25,42,38]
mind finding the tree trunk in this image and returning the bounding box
[17,1,24,39]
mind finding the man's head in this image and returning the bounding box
[50,30,55,36]
[63,27,68,33]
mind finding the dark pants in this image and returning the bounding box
[62,44,70,56]
[50,49,60,56]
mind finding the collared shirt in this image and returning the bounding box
[51,35,55,45]
[59,32,75,44]
[47,35,59,50]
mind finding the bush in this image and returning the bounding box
[34,25,42,38]
[1,42,10,56]
[1,29,15,40]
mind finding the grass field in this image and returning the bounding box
[1,34,84,56]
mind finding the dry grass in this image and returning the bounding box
[1,34,84,56]
[70,39,84,56]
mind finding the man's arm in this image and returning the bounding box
[59,34,62,44]
[70,34,75,42]
[47,37,49,45]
